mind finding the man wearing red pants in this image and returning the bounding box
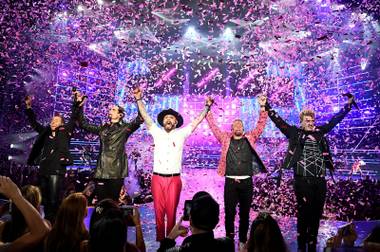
[133,87,212,241]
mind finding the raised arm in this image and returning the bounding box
[189,97,213,132]
[133,87,154,129]
[74,93,101,134]
[64,99,81,133]
[246,95,269,142]
[125,114,144,137]
[24,96,45,134]
[206,108,228,144]
[265,100,293,138]
[318,96,353,134]
[0,176,50,252]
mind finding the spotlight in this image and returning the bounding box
[223,27,234,40]
[88,44,97,51]
[8,156,13,160]
[184,26,198,39]
[114,30,123,39]
[97,0,104,5]
[9,143,29,151]
[77,5,85,12]
[360,58,368,70]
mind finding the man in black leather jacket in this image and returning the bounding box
[265,96,354,252]
[25,95,77,222]
[77,94,143,202]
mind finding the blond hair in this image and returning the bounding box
[299,109,315,122]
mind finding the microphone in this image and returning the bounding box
[72,87,78,101]
[72,87,88,105]
[342,93,359,110]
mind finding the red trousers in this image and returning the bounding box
[151,174,182,241]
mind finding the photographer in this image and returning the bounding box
[158,191,234,252]
[85,199,145,252]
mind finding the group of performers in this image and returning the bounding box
[24,87,354,252]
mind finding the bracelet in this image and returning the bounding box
[135,98,143,102]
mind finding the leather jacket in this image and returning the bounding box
[265,102,352,174]
[25,105,77,175]
[78,107,143,179]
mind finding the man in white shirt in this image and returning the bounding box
[133,87,212,241]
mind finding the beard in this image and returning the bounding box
[164,121,175,131]
[233,131,243,137]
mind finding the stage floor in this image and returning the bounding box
[84,204,379,252]
[84,168,379,252]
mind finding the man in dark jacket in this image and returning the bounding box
[76,93,143,202]
[265,95,354,252]
[25,95,77,222]
[205,95,268,248]
[158,191,234,252]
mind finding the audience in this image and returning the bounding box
[0,185,48,244]
[0,200,10,223]
[363,225,380,252]
[0,175,378,252]
[326,223,358,250]
[158,191,234,252]
[84,199,145,252]
[0,176,50,252]
[243,212,288,252]
[44,192,88,252]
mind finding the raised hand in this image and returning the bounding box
[0,176,22,200]
[205,96,214,107]
[133,87,142,100]
[25,96,32,109]
[347,95,354,105]
[167,216,188,240]
[258,95,267,107]
[73,91,87,107]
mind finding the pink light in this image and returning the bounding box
[154,67,177,87]
[196,68,219,88]
[237,69,259,90]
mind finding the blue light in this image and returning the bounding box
[184,26,198,39]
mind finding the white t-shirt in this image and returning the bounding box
[148,123,193,174]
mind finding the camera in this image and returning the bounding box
[183,200,192,221]
[120,205,135,226]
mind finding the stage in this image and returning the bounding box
[1,0,380,251]
[84,167,379,251]
[85,203,380,252]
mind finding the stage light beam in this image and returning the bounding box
[77,5,85,12]
[184,26,198,39]
[360,58,368,70]
[223,28,234,40]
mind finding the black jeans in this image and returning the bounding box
[95,178,124,202]
[294,177,327,252]
[40,174,64,223]
[224,177,253,243]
